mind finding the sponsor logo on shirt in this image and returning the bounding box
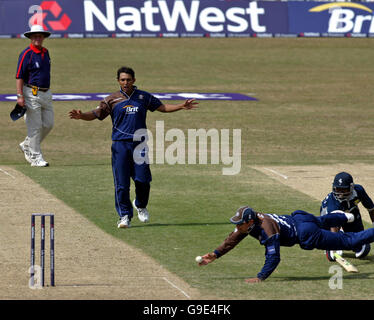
[123,105,139,114]
[267,245,276,254]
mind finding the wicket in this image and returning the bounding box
[30,213,55,287]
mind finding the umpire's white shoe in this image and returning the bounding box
[117,216,131,228]
[19,142,32,164]
[31,157,49,167]
[133,200,149,223]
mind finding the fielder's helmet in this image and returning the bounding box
[332,172,354,201]
[230,206,256,225]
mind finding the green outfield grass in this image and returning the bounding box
[1,38,374,299]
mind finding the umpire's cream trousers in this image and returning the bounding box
[23,85,54,156]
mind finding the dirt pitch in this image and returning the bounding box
[0,166,202,300]
[254,163,374,223]
[3,163,374,300]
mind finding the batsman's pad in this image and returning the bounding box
[10,103,26,121]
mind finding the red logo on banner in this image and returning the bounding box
[29,1,71,31]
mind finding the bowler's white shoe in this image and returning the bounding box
[31,157,49,167]
[133,200,149,223]
[19,142,32,164]
[117,215,131,228]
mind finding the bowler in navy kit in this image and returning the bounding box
[321,172,374,260]
[69,66,198,228]
[198,206,374,282]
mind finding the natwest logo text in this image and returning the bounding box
[83,0,266,33]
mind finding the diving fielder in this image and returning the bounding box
[198,206,374,282]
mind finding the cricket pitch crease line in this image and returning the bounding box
[162,277,191,300]
[0,168,16,179]
[264,168,288,180]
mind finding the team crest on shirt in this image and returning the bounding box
[139,95,144,100]
[123,105,139,114]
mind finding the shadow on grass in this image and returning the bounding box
[342,253,374,261]
[129,222,230,228]
[275,272,372,281]
[204,272,372,282]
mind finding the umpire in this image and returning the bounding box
[69,66,198,228]
[16,24,54,167]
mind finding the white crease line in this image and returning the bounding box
[264,168,288,180]
[0,168,16,179]
[163,277,191,300]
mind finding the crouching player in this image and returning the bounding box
[321,172,374,260]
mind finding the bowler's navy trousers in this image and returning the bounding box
[112,140,151,219]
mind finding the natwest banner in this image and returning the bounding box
[83,0,287,35]
[1,1,374,38]
[289,2,374,35]
[0,0,287,37]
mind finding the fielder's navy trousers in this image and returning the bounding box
[111,140,151,219]
[291,210,374,251]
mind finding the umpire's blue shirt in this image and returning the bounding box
[16,44,51,88]
[93,87,162,140]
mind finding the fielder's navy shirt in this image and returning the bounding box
[16,44,51,88]
[93,87,163,141]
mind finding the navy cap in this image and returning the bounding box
[10,104,26,121]
[230,206,256,225]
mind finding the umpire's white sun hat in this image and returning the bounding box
[24,24,51,38]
